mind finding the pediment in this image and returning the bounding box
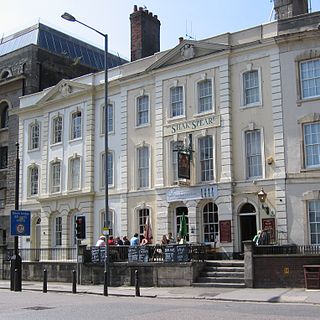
[297,113,320,124]
[147,40,229,71]
[37,79,93,106]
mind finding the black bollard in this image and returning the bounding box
[14,268,19,292]
[72,270,77,294]
[103,271,108,296]
[43,269,47,293]
[135,269,140,297]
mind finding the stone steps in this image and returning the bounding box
[193,260,245,288]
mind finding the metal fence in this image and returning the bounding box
[6,247,77,262]
[6,244,207,263]
[253,244,320,255]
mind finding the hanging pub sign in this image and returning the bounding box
[178,151,190,179]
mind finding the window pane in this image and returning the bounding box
[243,70,260,105]
[30,166,39,195]
[138,147,149,188]
[137,96,149,126]
[138,209,149,237]
[53,116,62,144]
[309,200,320,244]
[202,202,218,243]
[199,136,214,181]
[51,162,61,193]
[198,80,212,113]
[246,130,262,178]
[70,158,80,189]
[71,111,81,139]
[301,59,320,99]
[304,122,320,168]
[170,86,183,117]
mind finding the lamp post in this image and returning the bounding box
[61,12,109,295]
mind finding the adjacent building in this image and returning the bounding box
[0,22,127,247]
[16,2,320,257]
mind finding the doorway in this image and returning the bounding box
[239,203,257,252]
[176,207,189,241]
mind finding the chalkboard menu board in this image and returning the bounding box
[91,247,106,264]
[128,246,139,262]
[176,245,188,262]
[164,245,176,262]
[164,244,189,262]
[138,246,149,262]
[128,246,149,262]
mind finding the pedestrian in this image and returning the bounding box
[123,236,130,245]
[130,233,139,246]
[140,235,148,245]
[253,230,261,245]
[95,235,106,247]
[115,236,123,245]
[167,232,175,244]
[161,234,168,245]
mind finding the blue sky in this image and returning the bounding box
[1,0,320,60]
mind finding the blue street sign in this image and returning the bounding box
[10,210,31,236]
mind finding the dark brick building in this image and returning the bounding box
[0,23,127,246]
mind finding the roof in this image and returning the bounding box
[0,23,127,69]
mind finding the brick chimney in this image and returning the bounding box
[130,5,161,62]
[274,0,308,20]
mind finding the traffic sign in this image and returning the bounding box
[10,210,31,236]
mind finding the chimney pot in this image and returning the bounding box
[145,10,148,14]
[149,12,153,17]
[133,5,138,12]
[154,15,158,19]
[179,37,184,43]
[139,7,143,11]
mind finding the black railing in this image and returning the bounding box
[253,244,320,255]
[6,247,77,262]
[5,244,207,263]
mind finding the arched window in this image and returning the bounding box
[52,115,63,144]
[203,202,218,242]
[29,165,39,196]
[71,110,82,140]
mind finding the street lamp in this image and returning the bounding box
[61,12,109,296]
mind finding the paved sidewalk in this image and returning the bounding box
[0,280,319,305]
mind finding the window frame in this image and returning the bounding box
[138,208,150,238]
[199,136,214,182]
[28,164,39,197]
[170,86,184,118]
[300,58,320,100]
[101,103,114,135]
[303,121,320,169]
[0,146,8,170]
[28,121,40,151]
[136,95,150,127]
[54,215,62,247]
[245,129,263,179]
[197,79,213,114]
[241,68,262,108]
[51,115,63,145]
[308,200,320,244]
[70,110,82,140]
[137,145,150,189]
[202,202,219,243]
[50,160,61,193]
[69,156,81,190]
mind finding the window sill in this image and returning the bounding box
[28,148,40,153]
[297,96,320,106]
[240,103,262,110]
[166,115,186,123]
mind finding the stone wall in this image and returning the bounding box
[254,255,320,288]
[2,261,204,287]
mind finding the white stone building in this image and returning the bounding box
[15,2,320,257]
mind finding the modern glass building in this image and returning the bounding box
[0,23,127,69]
